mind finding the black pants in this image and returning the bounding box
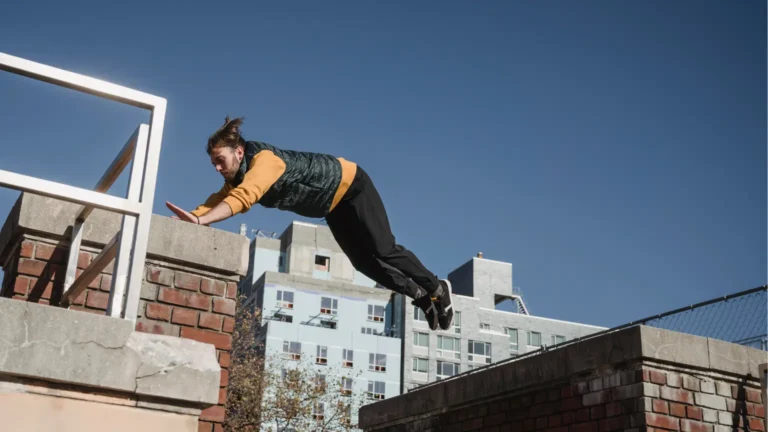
[326,166,440,298]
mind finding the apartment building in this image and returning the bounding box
[240,222,401,428]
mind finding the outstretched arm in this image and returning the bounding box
[166,150,286,226]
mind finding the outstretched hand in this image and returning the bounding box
[166,202,199,224]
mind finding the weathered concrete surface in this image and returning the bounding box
[0,193,249,276]
[359,325,766,430]
[0,392,199,432]
[0,298,220,406]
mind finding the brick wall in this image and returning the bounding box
[0,234,238,432]
[361,363,765,432]
[359,326,766,432]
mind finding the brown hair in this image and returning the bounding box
[207,116,245,154]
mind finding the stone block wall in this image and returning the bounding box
[359,326,767,432]
[0,193,249,432]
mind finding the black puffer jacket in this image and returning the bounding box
[229,140,342,218]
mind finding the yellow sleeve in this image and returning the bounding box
[222,150,286,215]
[190,185,230,217]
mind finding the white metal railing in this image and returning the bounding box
[0,52,166,322]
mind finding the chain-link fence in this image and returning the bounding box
[636,285,767,350]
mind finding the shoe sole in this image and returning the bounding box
[437,279,454,330]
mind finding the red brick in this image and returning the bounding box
[14,276,31,295]
[646,413,680,430]
[18,259,46,276]
[198,421,213,432]
[200,405,225,422]
[171,308,198,326]
[686,406,702,420]
[146,303,171,321]
[755,403,766,418]
[213,297,235,316]
[20,241,34,258]
[576,408,591,422]
[77,252,92,269]
[653,400,669,414]
[158,287,211,310]
[680,419,711,432]
[561,412,575,425]
[669,403,686,418]
[175,271,201,291]
[749,417,766,432]
[746,388,762,403]
[226,282,237,299]
[591,405,605,419]
[222,317,234,333]
[650,370,667,385]
[135,320,176,336]
[600,416,630,431]
[218,351,230,368]
[561,386,574,399]
[71,290,86,306]
[543,427,568,432]
[560,397,581,411]
[213,425,223,432]
[86,291,109,310]
[201,279,226,296]
[220,369,228,387]
[661,387,694,405]
[100,275,112,292]
[570,422,599,432]
[547,414,561,427]
[218,388,227,404]
[34,243,66,263]
[147,267,172,286]
[180,327,231,350]
[36,282,56,300]
[199,312,223,331]
[605,402,622,417]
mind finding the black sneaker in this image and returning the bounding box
[411,293,439,331]
[435,279,454,331]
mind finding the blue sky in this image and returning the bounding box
[0,1,764,328]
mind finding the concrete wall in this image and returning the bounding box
[361,325,768,432]
[0,192,249,432]
[448,256,513,309]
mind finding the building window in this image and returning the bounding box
[505,328,519,352]
[468,340,492,364]
[369,353,386,372]
[276,290,294,309]
[368,304,385,322]
[413,332,429,348]
[552,335,566,345]
[315,255,330,272]
[274,312,293,323]
[454,311,461,334]
[412,357,428,373]
[528,331,542,347]
[342,349,353,368]
[413,305,427,322]
[361,327,377,335]
[282,341,301,360]
[368,381,385,400]
[316,345,328,365]
[320,319,337,329]
[480,323,490,331]
[314,373,327,392]
[313,401,325,420]
[436,360,460,380]
[320,297,338,315]
[437,335,461,360]
[341,377,353,396]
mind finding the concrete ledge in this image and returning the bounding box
[359,325,766,429]
[0,193,249,276]
[0,298,220,406]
